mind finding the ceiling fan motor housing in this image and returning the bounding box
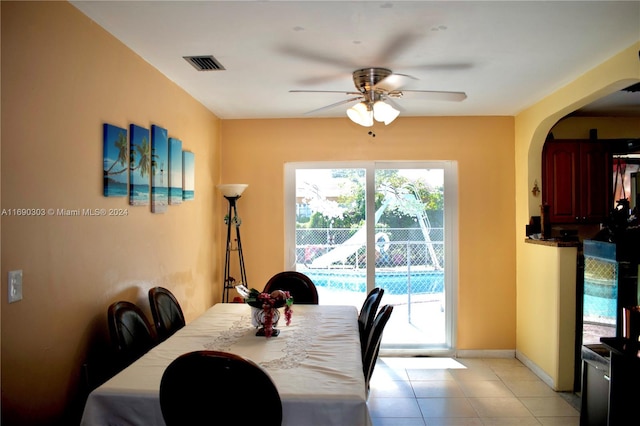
[353,68,392,94]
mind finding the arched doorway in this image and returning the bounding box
[515,41,640,392]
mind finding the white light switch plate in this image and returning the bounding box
[8,270,23,303]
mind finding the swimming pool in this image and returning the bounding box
[583,277,617,323]
[301,268,444,295]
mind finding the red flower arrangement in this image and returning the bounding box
[237,285,294,338]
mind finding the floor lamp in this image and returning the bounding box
[217,184,248,303]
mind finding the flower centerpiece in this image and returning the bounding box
[236,285,293,338]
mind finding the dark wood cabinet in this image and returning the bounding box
[542,140,611,224]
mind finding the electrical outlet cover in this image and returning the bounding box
[8,270,23,303]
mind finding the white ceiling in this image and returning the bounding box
[71,1,640,120]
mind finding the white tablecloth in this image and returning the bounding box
[81,303,371,426]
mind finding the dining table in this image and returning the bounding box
[80,303,371,426]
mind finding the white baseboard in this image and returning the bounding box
[515,349,556,389]
[380,348,517,358]
[454,349,516,358]
[380,348,455,357]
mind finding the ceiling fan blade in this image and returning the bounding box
[302,97,363,115]
[401,90,467,101]
[277,45,355,68]
[404,63,473,72]
[374,32,421,64]
[374,73,418,92]
[383,97,406,113]
[290,90,362,96]
[296,74,351,86]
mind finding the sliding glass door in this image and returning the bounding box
[284,162,458,352]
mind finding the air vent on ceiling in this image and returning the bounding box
[183,55,225,71]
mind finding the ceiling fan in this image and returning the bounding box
[290,67,467,127]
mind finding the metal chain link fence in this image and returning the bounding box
[296,227,444,296]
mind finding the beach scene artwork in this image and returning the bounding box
[182,151,195,201]
[168,138,183,205]
[103,123,128,197]
[129,124,151,206]
[151,125,168,214]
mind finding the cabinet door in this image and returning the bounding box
[543,140,611,224]
[543,141,579,223]
[580,142,611,223]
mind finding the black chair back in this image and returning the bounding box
[148,286,186,342]
[263,271,319,304]
[358,287,384,355]
[363,304,393,391]
[107,301,156,368]
[160,350,282,426]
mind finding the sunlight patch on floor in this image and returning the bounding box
[378,356,467,370]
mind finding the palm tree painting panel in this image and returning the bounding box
[103,123,128,197]
[182,151,195,201]
[151,125,168,214]
[168,138,183,205]
[129,124,151,206]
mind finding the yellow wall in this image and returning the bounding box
[1,0,636,422]
[515,42,640,390]
[221,116,517,351]
[517,243,577,390]
[551,117,640,140]
[1,2,221,424]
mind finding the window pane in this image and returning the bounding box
[374,168,446,347]
[295,168,368,306]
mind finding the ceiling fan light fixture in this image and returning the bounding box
[347,102,373,127]
[373,100,400,125]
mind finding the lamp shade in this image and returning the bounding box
[346,102,373,127]
[373,101,400,125]
[217,184,248,197]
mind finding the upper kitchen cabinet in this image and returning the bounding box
[542,140,611,224]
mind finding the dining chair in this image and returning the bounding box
[358,287,384,356]
[160,350,282,426]
[263,271,319,304]
[148,286,186,342]
[107,301,157,369]
[362,304,394,392]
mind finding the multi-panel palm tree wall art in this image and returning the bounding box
[103,122,194,209]
[129,124,151,206]
[151,124,169,214]
[103,124,128,197]
[182,151,195,201]
[168,138,183,205]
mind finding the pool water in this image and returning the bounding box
[303,268,444,295]
[583,278,617,323]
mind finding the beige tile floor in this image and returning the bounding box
[368,357,581,426]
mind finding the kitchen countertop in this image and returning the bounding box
[601,337,640,359]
